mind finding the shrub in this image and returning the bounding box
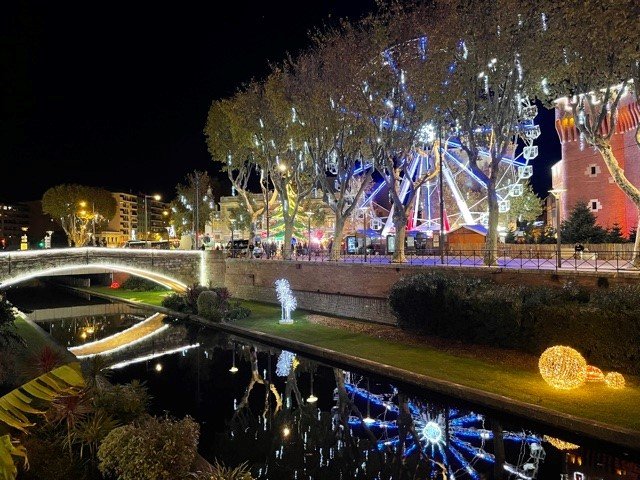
[197,291,223,322]
[389,273,640,374]
[190,460,254,480]
[226,302,251,321]
[120,276,166,291]
[93,380,150,424]
[185,284,211,313]
[161,293,188,312]
[98,415,199,480]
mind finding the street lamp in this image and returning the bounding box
[548,189,566,269]
[230,218,236,257]
[305,210,314,261]
[143,194,162,242]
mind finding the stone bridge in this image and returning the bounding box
[0,247,209,291]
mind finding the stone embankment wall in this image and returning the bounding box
[205,258,640,324]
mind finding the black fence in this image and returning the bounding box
[237,247,640,272]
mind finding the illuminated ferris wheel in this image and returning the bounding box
[356,36,540,235]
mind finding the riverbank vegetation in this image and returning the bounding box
[389,272,640,375]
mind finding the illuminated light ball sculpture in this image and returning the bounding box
[275,279,297,324]
[586,365,605,382]
[604,371,625,389]
[538,346,587,390]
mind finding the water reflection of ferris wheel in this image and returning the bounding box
[340,375,546,479]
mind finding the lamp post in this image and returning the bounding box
[363,208,368,262]
[230,218,236,257]
[549,189,566,269]
[438,128,445,265]
[143,194,162,242]
[265,191,270,259]
[305,210,314,261]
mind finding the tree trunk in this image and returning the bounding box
[596,141,640,267]
[484,181,499,266]
[392,222,407,263]
[283,219,294,260]
[331,215,345,261]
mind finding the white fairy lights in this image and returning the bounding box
[275,278,297,324]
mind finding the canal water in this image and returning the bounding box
[7,284,640,479]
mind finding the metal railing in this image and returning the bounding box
[241,247,640,273]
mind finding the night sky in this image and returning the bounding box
[1,0,558,204]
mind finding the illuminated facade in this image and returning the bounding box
[0,202,29,249]
[552,94,640,235]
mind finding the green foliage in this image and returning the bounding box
[0,363,84,480]
[389,275,640,374]
[93,381,150,424]
[18,436,81,480]
[500,181,543,226]
[225,302,251,322]
[560,201,607,244]
[161,293,188,313]
[0,435,28,480]
[41,184,117,246]
[190,460,254,480]
[120,276,166,292]
[197,291,224,323]
[170,171,219,236]
[98,415,200,480]
[606,223,627,243]
[0,296,22,350]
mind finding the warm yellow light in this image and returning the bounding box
[153,194,161,201]
[80,332,87,339]
[79,201,87,207]
[278,163,287,172]
[544,435,580,451]
[155,363,163,372]
[307,394,318,404]
[586,365,604,382]
[604,371,625,389]
[85,327,94,335]
[538,346,587,390]
[282,427,290,437]
[162,210,169,216]
[229,366,238,373]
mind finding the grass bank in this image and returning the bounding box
[236,301,640,433]
[79,290,640,433]
[88,286,171,306]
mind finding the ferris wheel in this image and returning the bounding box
[358,36,540,235]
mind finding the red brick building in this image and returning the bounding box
[552,93,640,235]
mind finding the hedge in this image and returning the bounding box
[389,272,640,375]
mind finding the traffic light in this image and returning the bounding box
[38,240,45,248]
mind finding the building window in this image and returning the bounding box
[589,199,602,212]
[585,164,601,177]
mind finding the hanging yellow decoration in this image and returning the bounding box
[544,435,580,451]
[604,372,625,389]
[538,346,587,390]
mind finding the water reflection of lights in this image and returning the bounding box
[107,343,200,369]
[343,381,545,480]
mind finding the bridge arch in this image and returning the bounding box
[0,263,188,292]
[0,248,205,291]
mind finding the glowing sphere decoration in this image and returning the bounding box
[604,372,625,389]
[586,365,604,382]
[538,346,587,390]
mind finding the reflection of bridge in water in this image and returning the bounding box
[69,312,169,358]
